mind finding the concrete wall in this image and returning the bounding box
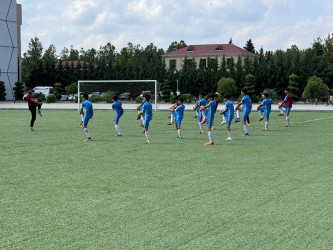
[0,0,19,100]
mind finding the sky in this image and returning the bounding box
[17,0,333,55]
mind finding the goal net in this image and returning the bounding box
[77,80,159,111]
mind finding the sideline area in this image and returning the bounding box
[0,101,332,111]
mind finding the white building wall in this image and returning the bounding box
[0,0,18,100]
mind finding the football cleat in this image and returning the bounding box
[221,121,226,125]
[225,137,233,141]
[167,122,173,125]
[199,132,205,135]
[84,138,92,141]
[205,141,214,145]
[176,136,182,139]
[116,134,122,136]
[79,121,83,125]
[200,119,207,124]
[30,127,34,131]
[259,117,264,121]
[234,118,240,122]
[263,129,268,131]
[145,141,151,144]
[38,109,42,117]
[285,125,291,127]
[242,133,249,136]
[278,113,284,116]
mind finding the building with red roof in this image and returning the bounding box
[162,44,255,71]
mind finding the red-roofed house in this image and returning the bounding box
[162,44,255,71]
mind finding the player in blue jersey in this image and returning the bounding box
[193,93,206,134]
[139,94,153,144]
[168,95,180,125]
[136,99,146,127]
[235,88,252,136]
[200,93,216,145]
[257,93,272,131]
[220,95,234,141]
[170,97,185,139]
[80,94,93,141]
[112,95,124,136]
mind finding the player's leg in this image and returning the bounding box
[221,113,226,125]
[259,106,264,121]
[144,118,151,143]
[205,118,214,145]
[176,118,182,139]
[168,111,174,125]
[225,115,233,140]
[264,111,270,131]
[29,106,36,131]
[83,117,92,141]
[198,112,204,134]
[235,105,241,122]
[37,103,42,117]
[285,108,291,127]
[200,110,207,124]
[278,103,285,116]
[242,110,249,136]
[114,112,122,136]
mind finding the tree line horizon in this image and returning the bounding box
[21,35,333,101]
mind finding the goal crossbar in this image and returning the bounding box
[77,80,158,111]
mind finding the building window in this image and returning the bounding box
[186,59,194,68]
[226,58,232,67]
[169,60,176,69]
[209,59,217,66]
[200,59,206,67]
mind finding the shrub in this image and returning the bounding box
[89,94,101,103]
[74,95,83,103]
[170,95,176,103]
[181,93,192,103]
[264,89,280,103]
[34,92,46,101]
[0,81,6,101]
[104,91,116,103]
[217,77,237,97]
[303,76,328,104]
[46,94,57,103]
[136,96,143,104]
[13,81,25,100]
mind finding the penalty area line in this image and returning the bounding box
[295,116,333,124]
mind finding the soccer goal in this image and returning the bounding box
[77,80,159,111]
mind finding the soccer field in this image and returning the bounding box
[1,109,333,249]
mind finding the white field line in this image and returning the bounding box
[295,116,333,124]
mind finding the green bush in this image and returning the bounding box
[217,77,237,97]
[181,93,192,103]
[46,94,57,103]
[105,91,116,103]
[170,95,176,103]
[75,95,83,103]
[0,81,6,101]
[34,92,46,101]
[264,89,280,103]
[89,94,101,103]
[136,96,143,103]
[13,81,25,100]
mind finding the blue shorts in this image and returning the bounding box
[198,111,203,122]
[260,106,265,113]
[114,112,123,124]
[264,111,270,120]
[285,107,291,115]
[283,103,286,108]
[226,115,233,127]
[207,117,214,129]
[242,109,251,122]
[144,118,151,129]
[83,116,92,126]
[176,117,183,127]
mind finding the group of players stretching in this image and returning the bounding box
[26,88,293,145]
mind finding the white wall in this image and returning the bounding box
[0,0,18,100]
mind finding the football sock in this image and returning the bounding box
[280,107,284,113]
[227,131,232,138]
[222,114,226,121]
[115,125,121,135]
[286,116,290,125]
[178,129,182,138]
[170,114,174,123]
[208,131,213,142]
[198,122,204,133]
[236,110,240,119]
[243,125,248,134]
[265,122,269,129]
[202,111,206,119]
[258,111,262,117]
[145,131,150,142]
[81,114,84,122]
[84,128,91,138]
[141,115,144,122]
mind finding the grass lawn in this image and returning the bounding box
[1,109,333,249]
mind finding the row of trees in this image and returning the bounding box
[21,35,333,101]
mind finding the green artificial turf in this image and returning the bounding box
[1,109,333,249]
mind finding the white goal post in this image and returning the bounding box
[77,80,158,111]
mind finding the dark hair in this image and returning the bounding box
[83,93,89,100]
[199,92,205,97]
[264,93,269,98]
[26,88,31,91]
[224,95,230,100]
[178,97,184,103]
[285,87,290,92]
[241,88,248,94]
[112,95,119,101]
[208,93,214,99]
[144,93,151,101]
[175,95,180,101]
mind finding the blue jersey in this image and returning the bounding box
[262,98,271,113]
[112,100,124,114]
[199,98,207,108]
[175,104,185,119]
[140,100,146,111]
[225,100,234,119]
[241,95,252,111]
[82,100,93,118]
[143,102,152,120]
[207,100,216,120]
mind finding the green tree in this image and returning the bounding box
[0,81,6,100]
[53,83,63,100]
[217,77,237,97]
[244,74,259,103]
[13,81,25,100]
[166,40,187,53]
[303,76,328,104]
[325,33,333,66]
[287,73,301,102]
[65,82,78,96]
[161,80,171,102]
[243,39,255,53]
